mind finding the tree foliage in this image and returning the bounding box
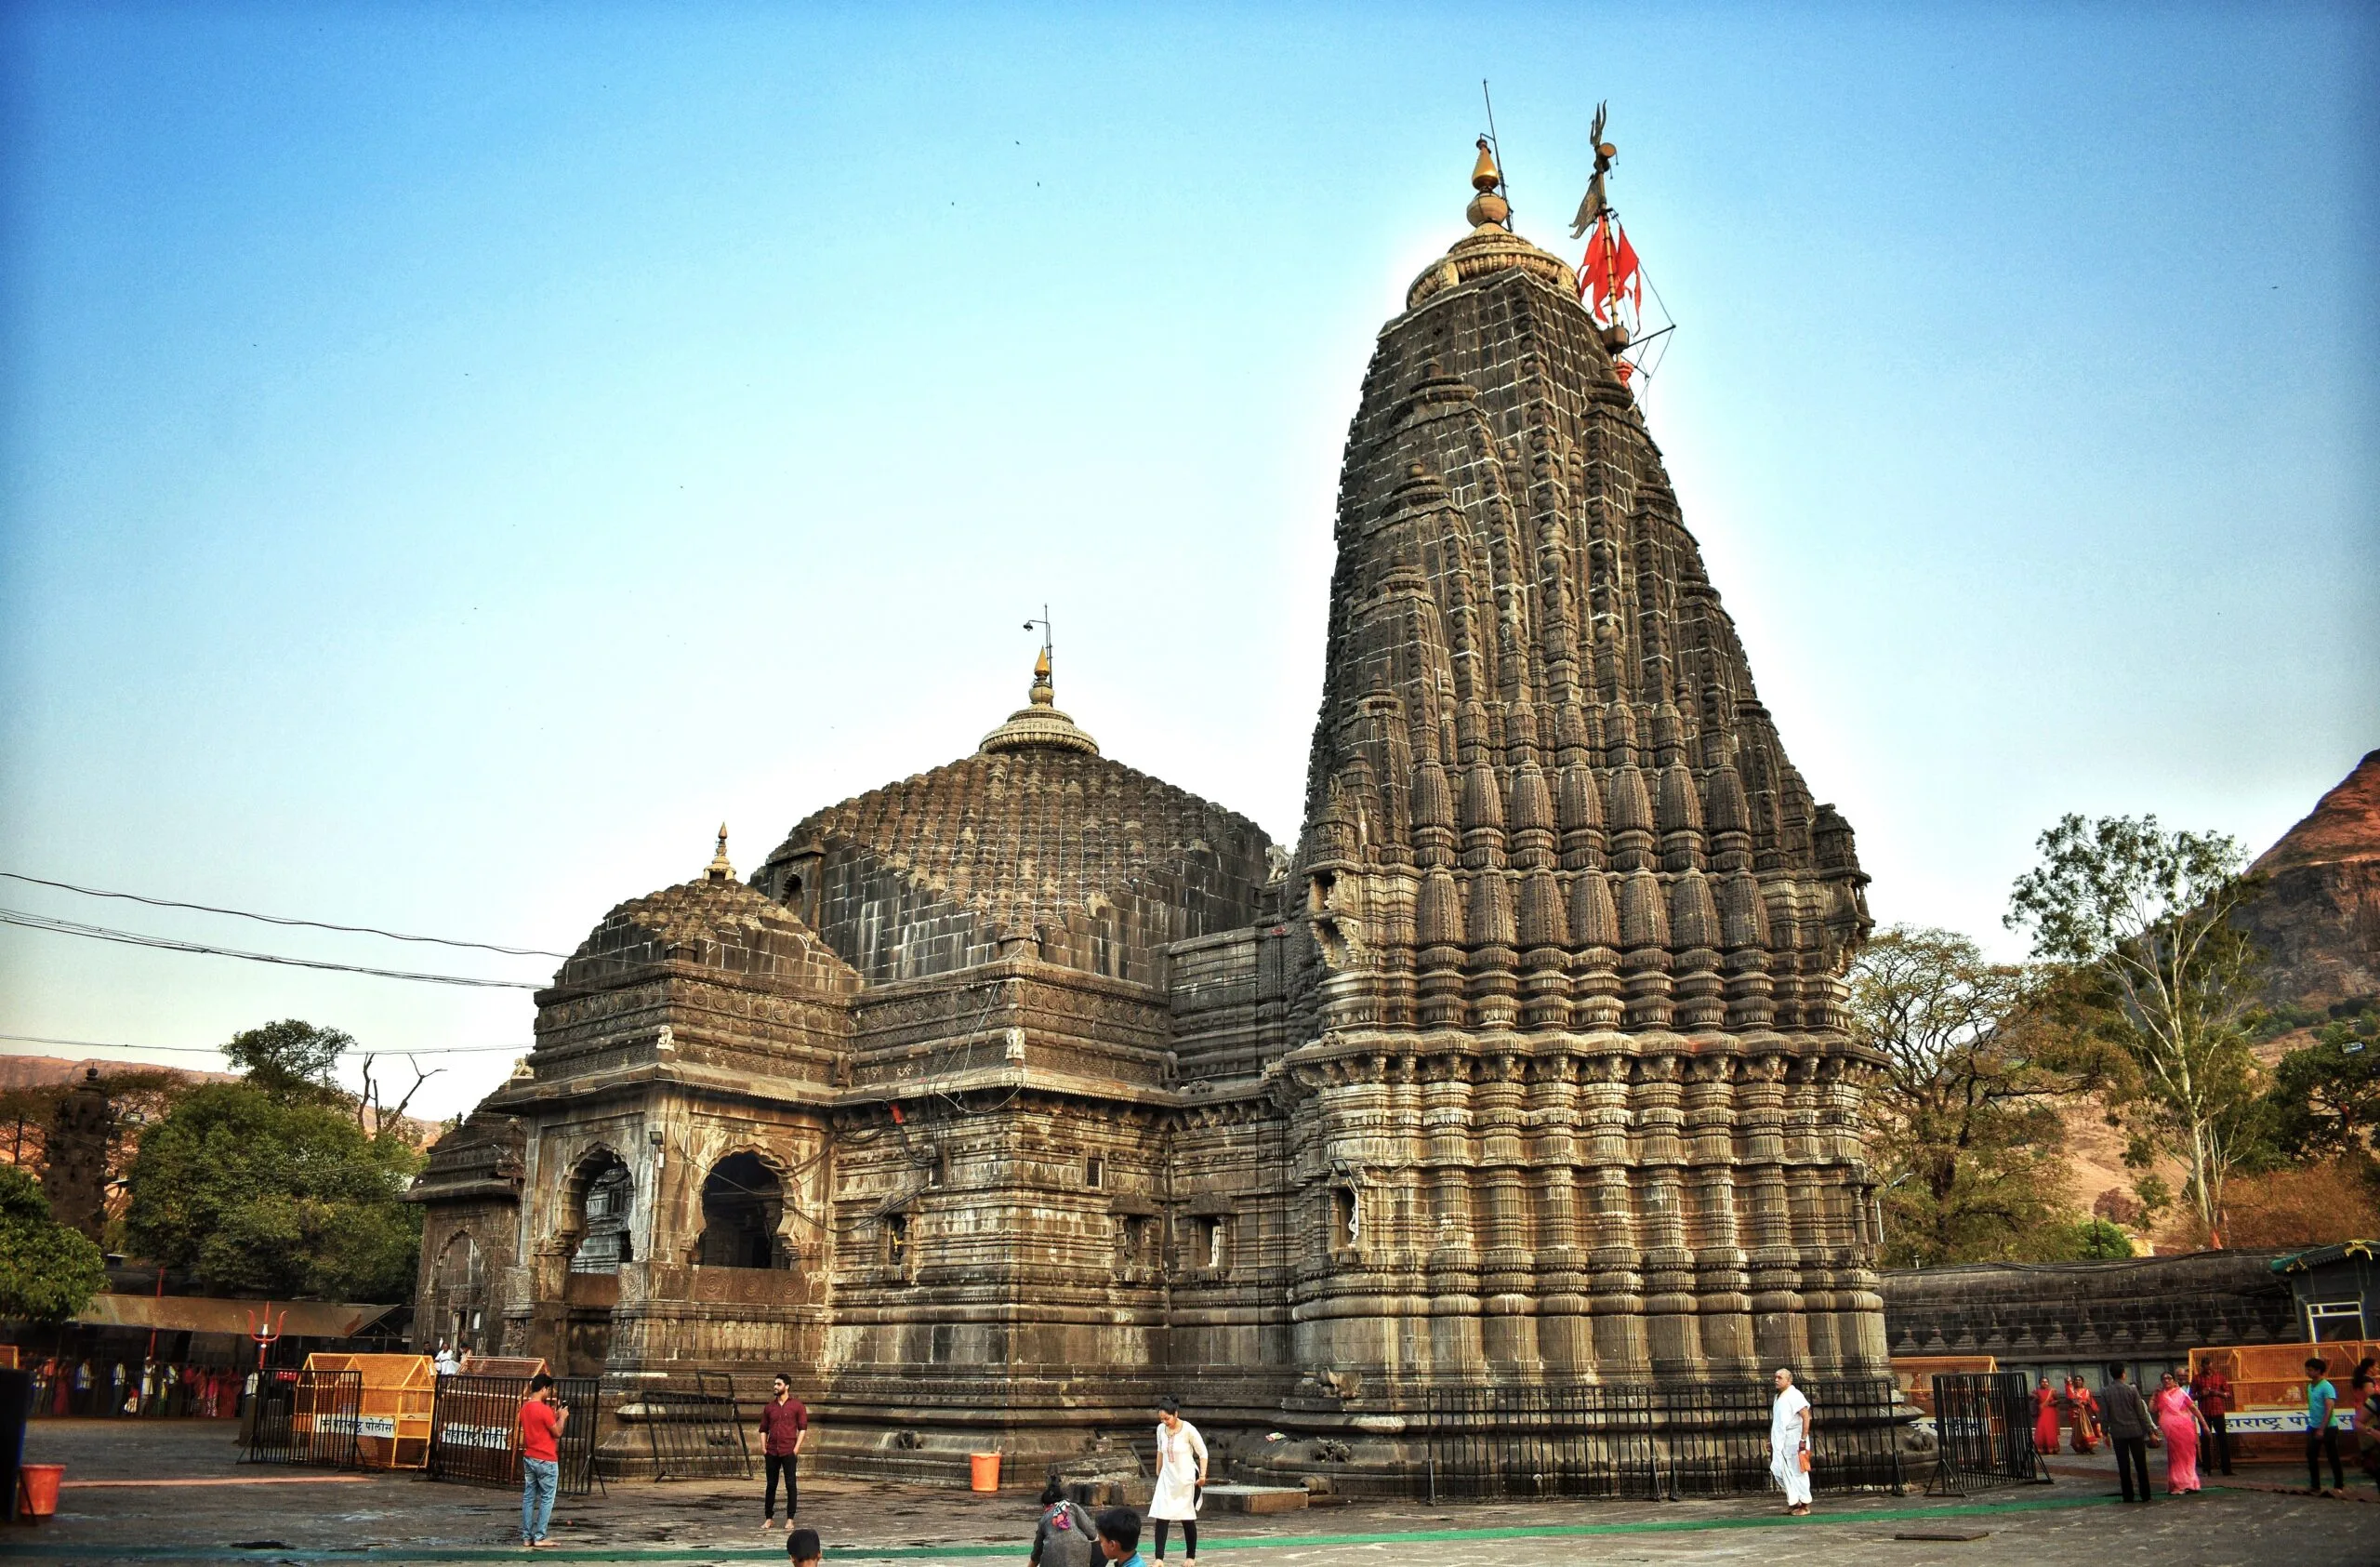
[2259,1012,2380,1166]
[123,1082,423,1301]
[1850,925,2089,1266]
[0,1165,107,1321]
[2007,814,2268,1241]
[225,1019,353,1100]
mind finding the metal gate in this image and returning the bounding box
[242,1369,364,1468]
[425,1374,602,1496]
[634,1373,752,1481]
[1926,1372,2045,1494]
[1424,1376,1905,1501]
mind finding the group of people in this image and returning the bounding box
[26,1354,248,1418]
[2041,1357,2380,1503]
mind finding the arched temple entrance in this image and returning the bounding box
[556,1149,632,1375]
[696,1151,787,1269]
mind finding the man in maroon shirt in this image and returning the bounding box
[759,1373,810,1530]
[2191,1360,2235,1476]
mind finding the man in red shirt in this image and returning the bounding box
[519,1374,567,1549]
[759,1373,810,1530]
[2191,1360,2235,1476]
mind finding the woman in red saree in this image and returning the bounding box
[2033,1377,2062,1454]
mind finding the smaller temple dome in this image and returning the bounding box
[979,647,1100,756]
[547,828,860,996]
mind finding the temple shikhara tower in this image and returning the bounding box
[411,131,1883,1486]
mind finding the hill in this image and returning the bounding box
[2239,749,2380,1018]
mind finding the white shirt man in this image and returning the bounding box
[432,1345,459,1377]
[1769,1367,1813,1514]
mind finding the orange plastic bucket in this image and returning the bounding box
[19,1463,64,1519]
[968,1452,1001,1493]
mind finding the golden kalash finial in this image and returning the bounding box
[706,823,734,881]
[1030,644,1054,707]
[1466,137,1510,229]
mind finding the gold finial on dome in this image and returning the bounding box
[1466,137,1510,229]
[706,823,734,882]
[981,642,1100,756]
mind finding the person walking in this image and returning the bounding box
[1149,1396,1207,1565]
[1769,1367,1813,1516]
[2097,1364,2154,1504]
[2191,1359,2235,1476]
[518,1372,566,1549]
[2353,1373,2380,1495]
[2032,1376,2061,1456]
[1028,1479,1100,1567]
[2304,1356,2345,1496]
[72,1360,92,1416]
[2149,1372,2206,1495]
[2065,1374,2100,1454]
[758,1373,810,1531]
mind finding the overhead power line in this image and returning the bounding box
[0,1031,530,1057]
[0,907,541,989]
[0,870,569,958]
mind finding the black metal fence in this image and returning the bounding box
[632,1372,751,1481]
[1422,1376,1905,1501]
[425,1374,602,1496]
[242,1369,364,1469]
[1925,1373,2044,1494]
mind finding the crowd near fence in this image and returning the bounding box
[1420,1376,1908,1501]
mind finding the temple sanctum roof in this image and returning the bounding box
[755,658,1276,986]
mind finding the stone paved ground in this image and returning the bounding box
[8,1419,2375,1565]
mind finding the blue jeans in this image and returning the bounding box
[521,1457,558,1542]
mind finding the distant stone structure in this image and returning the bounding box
[410,140,1880,1483]
[1880,1251,2299,1389]
[42,1067,113,1242]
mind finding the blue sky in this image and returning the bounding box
[2,4,2373,1120]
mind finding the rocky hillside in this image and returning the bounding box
[2239,749,2380,1017]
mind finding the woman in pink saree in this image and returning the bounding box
[2150,1371,2209,1494]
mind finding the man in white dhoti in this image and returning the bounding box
[1770,1366,1813,1515]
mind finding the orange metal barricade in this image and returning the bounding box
[2188,1340,2379,1461]
[303,1352,437,1469]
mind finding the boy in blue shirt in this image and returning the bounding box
[2305,1356,2344,1496]
[1095,1507,1145,1567]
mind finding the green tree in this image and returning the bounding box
[123,1084,422,1300]
[224,1019,353,1100]
[2007,814,2268,1242]
[0,1165,107,1321]
[2260,1011,2380,1166]
[1850,925,2087,1266]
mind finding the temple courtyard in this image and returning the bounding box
[7,1420,2373,1565]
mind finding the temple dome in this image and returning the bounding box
[1406,139,1580,312]
[757,657,1274,985]
[548,827,861,996]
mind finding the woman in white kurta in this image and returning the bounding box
[1769,1367,1813,1513]
[1150,1396,1208,1563]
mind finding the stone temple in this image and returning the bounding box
[410,141,1880,1483]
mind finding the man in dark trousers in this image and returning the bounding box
[2191,1359,2235,1476]
[2096,1363,2154,1504]
[759,1373,810,1531]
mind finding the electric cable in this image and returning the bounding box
[0,870,568,957]
[0,1032,530,1057]
[0,907,540,988]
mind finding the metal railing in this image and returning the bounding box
[242,1369,364,1469]
[1925,1373,2045,1494]
[632,1372,752,1481]
[1422,1376,1906,1501]
[424,1374,602,1496]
